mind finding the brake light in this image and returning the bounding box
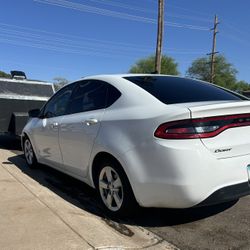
[155,113,250,139]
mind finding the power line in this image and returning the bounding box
[215,18,250,49]
[166,13,213,23]
[0,21,206,53]
[0,27,151,53]
[223,21,250,40]
[0,37,124,58]
[0,32,205,56]
[122,0,213,21]
[0,22,153,49]
[221,33,250,48]
[0,59,81,73]
[85,0,156,14]
[34,0,210,31]
[166,3,212,19]
[0,23,206,58]
[34,0,156,23]
[84,0,213,24]
[0,25,206,53]
[0,22,207,52]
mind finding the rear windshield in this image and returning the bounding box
[124,76,246,104]
[0,80,54,98]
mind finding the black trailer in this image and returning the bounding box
[0,71,54,136]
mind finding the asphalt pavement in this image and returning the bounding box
[0,134,249,250]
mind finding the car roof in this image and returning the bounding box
[82,74,184,80]
[64,74,168,107]
[78,74,223,91]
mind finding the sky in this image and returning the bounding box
[0,0,249,83]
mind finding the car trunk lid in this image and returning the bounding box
[188,101,250,159]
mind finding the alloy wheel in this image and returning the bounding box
[99,166,124,212]
[24,139,34,165]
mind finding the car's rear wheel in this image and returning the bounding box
[96,159,137,216]
[24,137,37,168]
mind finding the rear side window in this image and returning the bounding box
[107,84,121,107]
[124,76,246,104]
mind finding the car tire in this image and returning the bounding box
[23,137,37,168]
[96,158,138,217]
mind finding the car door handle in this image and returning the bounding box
[84,119,98,126]
[51,122,59,129]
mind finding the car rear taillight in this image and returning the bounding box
[154,113,250,139]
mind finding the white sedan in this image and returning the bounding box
[22,74,250,216]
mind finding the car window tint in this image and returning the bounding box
[124,76,246,104]
[107,84,121,107]
[67,80,108,114]
[43,84,73,118]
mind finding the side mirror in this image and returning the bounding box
[28,109,41,118]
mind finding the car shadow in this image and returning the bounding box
[128,199,238,227]
[6,152,238,228]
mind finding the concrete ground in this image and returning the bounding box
[0,136,175,250]
[0,135,250,250]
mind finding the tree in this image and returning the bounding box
[187,55,250,92]
[53,77,69,91]
[234,80,250,93]
[129,55,179,75]
[0,70,11,79]
[187,57,211,82]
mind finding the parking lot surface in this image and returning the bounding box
[0,135,249,250]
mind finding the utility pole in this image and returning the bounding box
[155,0,164,74]
[208,15,219,83]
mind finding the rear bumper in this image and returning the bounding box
[121,138,250,208]
[196,182,250,207]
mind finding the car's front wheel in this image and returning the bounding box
[23,137,37,168]
[96,159,137,216]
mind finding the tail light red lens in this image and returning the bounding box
[155,113,250,139]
